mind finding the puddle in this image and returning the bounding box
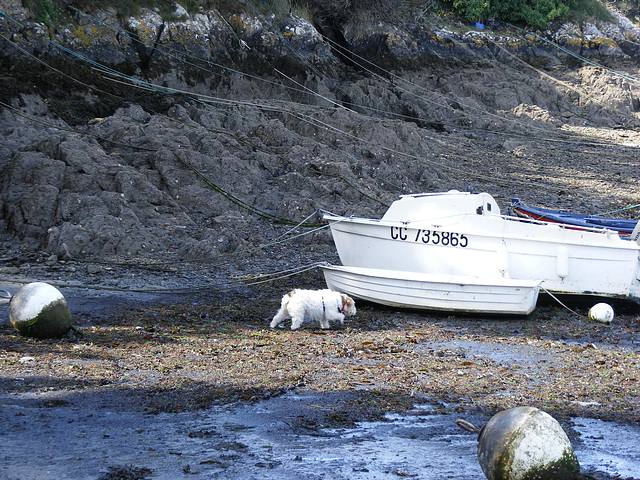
[573,418,640,478]
[2,391,639,479]
[421,340,554,365]
[204,395,485,479]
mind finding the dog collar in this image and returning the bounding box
[340,298,346,313]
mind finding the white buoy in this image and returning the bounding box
[8,282,73,338]
[588,303,614,324]
[476,406,580,480]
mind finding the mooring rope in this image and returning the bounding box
[173,152,321,227]
[4,7,636,162]
[456,419,482,434]
[481,24,640,126]
[0,261,326,295]
[592,203,640,218]
[2,8,639,235]
[540,285,585,318]
[500,21,640,84]
[39,7,636,151]
[317,29,594,140]
[67,6,311,99]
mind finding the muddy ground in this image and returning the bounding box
[1,255,640,479]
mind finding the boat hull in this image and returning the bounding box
[324,192,640,302]
[321,264,540,315]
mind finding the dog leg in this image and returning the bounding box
[270,307,289,328]
[290,316,304,330]
[324,312,345,328]
[320,317,330,329]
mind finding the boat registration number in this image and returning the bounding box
[390,227,469,247]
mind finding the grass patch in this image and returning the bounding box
[569,0,616,24]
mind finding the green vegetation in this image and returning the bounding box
[19,0,633,29]
[568,0,616,25]
[443,0,614,28]
[607,0,640,22]
[448,0,574,28]
[22,0,65,27]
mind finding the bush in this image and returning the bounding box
[448,0,577,28]
[22,0,65,26]
[568,0,615,24]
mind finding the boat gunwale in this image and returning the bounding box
[322,211,624,238]
[321,264,542,289]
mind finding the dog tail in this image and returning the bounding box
[280,289,296,308]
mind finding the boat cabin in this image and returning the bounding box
[381,190,501,222]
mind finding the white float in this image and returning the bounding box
[8,282,73,338]
[588,303,614,324]
[476,406,580,480]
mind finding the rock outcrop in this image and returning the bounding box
[1,0,640,263]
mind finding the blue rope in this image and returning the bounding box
[593,203,640,218]
[0,9,24,27]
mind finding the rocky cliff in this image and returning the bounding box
[3,1,640,79]
[1,0,640,268]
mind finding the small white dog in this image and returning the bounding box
[270,289,356,330]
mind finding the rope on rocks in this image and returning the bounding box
[317,29,589,142]
[1,31,634,232]
[0,262,327,294]
[66,6,324,101]
[242,0,356,110]
[0,9,23,27]
[60,6,632,153]
[501,21,640,84]
[0,97,330,226]
[3,6,637,146]
[480,27,639,127]
[0,97,357,267]
[6,8,636,160]
[0,30,494,195]
[0,45,341,231]
[3,7,640,226]
[173,152,322,227]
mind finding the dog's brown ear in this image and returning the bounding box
[345,295,353,305]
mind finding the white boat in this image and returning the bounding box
[321,264,541,315]
[322,191,640,303]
